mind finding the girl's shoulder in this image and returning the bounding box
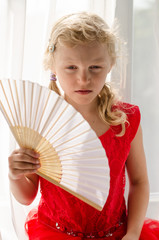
[115,101,141,120]
[114,102,141,141]
[116,102,141,118]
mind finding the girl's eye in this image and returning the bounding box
[89,66,101,70]
[67,66,77,69]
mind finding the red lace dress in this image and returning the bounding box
[25,103,159,240]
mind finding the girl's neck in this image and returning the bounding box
[64,95,98,117]
[64,94,110,137]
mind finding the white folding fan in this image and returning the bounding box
[0,79,110,211]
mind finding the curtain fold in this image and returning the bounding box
[0,0,26,79]
[132,0,159,219]
[89,0,116,27]
[112,0,134,102]
[1,1,141,239]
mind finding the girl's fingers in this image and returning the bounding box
[8,148,41,180]
[9,149,40,165]
[9,154,40,165]
[11,161,41,170]
[13,148,40,158]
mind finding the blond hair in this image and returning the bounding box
[44,12,127,136]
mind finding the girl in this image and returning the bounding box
[8,12,159,240]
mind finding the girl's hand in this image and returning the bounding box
[8,148,40,180]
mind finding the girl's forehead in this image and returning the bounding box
[55,42,110,61]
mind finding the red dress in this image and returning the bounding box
[25,103,159,239]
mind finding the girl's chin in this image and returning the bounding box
[64,93,98,106]
[65,97,98,108]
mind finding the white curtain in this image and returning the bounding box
[132,0,159,220]
[0,1,27,239]
[0,0,116,239]
[0,0,158,239]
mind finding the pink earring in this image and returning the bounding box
[50,73,57,81]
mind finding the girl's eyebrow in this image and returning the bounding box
[92,57,106,62]
[63,57,107,63]
[91,58,108,64]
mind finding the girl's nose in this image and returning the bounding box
[78,69,91,83]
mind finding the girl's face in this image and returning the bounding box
[53,42,113,110]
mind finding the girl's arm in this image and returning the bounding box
[122,125,150,240]
[8,148,40,205]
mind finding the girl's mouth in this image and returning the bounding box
[75,90,92,94]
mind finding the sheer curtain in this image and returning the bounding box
[1,0,158,239]
[0,1,27,239]
[0,0,116,239]
[132,0,159,220]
